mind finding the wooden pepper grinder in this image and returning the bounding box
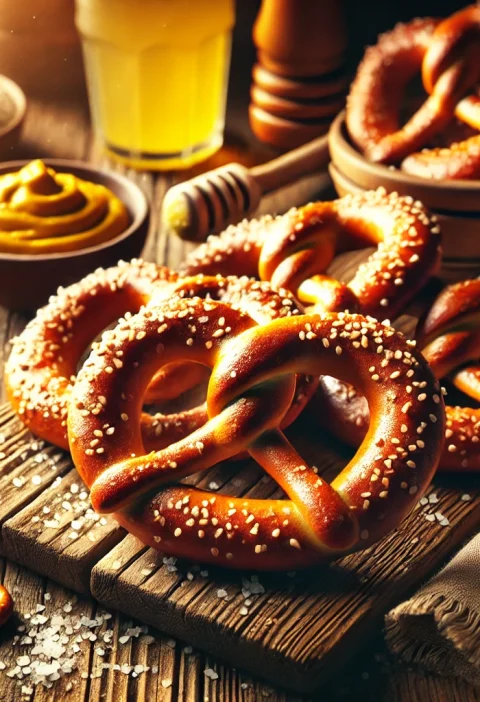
[250,0,348,150]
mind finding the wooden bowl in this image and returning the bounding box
[328,112,480,281]
[0,159,149,311]
[328,162,480,283]
[0,75,26,156]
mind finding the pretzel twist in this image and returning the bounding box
[148,273,317,434]
[68,298,444,570]
[316,278,480,472]
[6,261,314,453]
[422,5,480,131]
[182,189,441,321]
[347,7,480,178]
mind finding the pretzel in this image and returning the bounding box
[315,279,480,472]
[5,260,214,451]
[421,5,480,132]
[402,6,480,179]
[181,189,441,321]
[68,298,444,570]
[347,8,480,173]
[6,261,313,452]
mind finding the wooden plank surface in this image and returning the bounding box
[2,553,480,702]
[0,396,478,694]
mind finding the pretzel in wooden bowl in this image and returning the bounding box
[6,261,314,453]
[68,298,445,569]
[346,5,480,179]
[403,5,480,179]
[181,188,441,321]
[315,279,480,472]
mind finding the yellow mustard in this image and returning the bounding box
[0,160,129,254]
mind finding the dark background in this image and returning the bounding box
[233,0,469,72]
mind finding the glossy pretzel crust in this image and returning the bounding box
[347,7,480,179]
[68,299,444,570]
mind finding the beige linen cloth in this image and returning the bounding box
[385,533,480,686]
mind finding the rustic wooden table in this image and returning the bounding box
[0,40,479,700]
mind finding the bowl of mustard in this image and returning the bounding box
[0,159,149,310]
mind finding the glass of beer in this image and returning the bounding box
[75,0,235,170]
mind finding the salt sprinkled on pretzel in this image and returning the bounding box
[5,260,177,449]
[346,18,444,163]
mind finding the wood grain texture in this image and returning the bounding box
[0,558,307,702]
[2,467,124,594]
[0,412,71,553]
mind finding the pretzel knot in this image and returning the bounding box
[347,6,480,178]
[68,298,444,570]
[182,189,441,322]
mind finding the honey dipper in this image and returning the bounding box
[162,133,329,242]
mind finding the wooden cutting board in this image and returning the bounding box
[0,403,479,694]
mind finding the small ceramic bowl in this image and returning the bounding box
[0,159,149,311]
[328,112,480,281]
[0,74,26,157]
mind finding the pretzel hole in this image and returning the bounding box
[145,362,211,415]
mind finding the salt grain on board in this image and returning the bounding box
[0,596,176,691]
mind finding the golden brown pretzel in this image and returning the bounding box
[401,134,480,180]
[347,18,445,164]
[315,278,480,472]
[181,189,441,321]
[68,298,444,570]
[422,5,480,131]
[347,9,480,174]
[417,278,480,404]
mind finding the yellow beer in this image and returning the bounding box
[75,0,235,170]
